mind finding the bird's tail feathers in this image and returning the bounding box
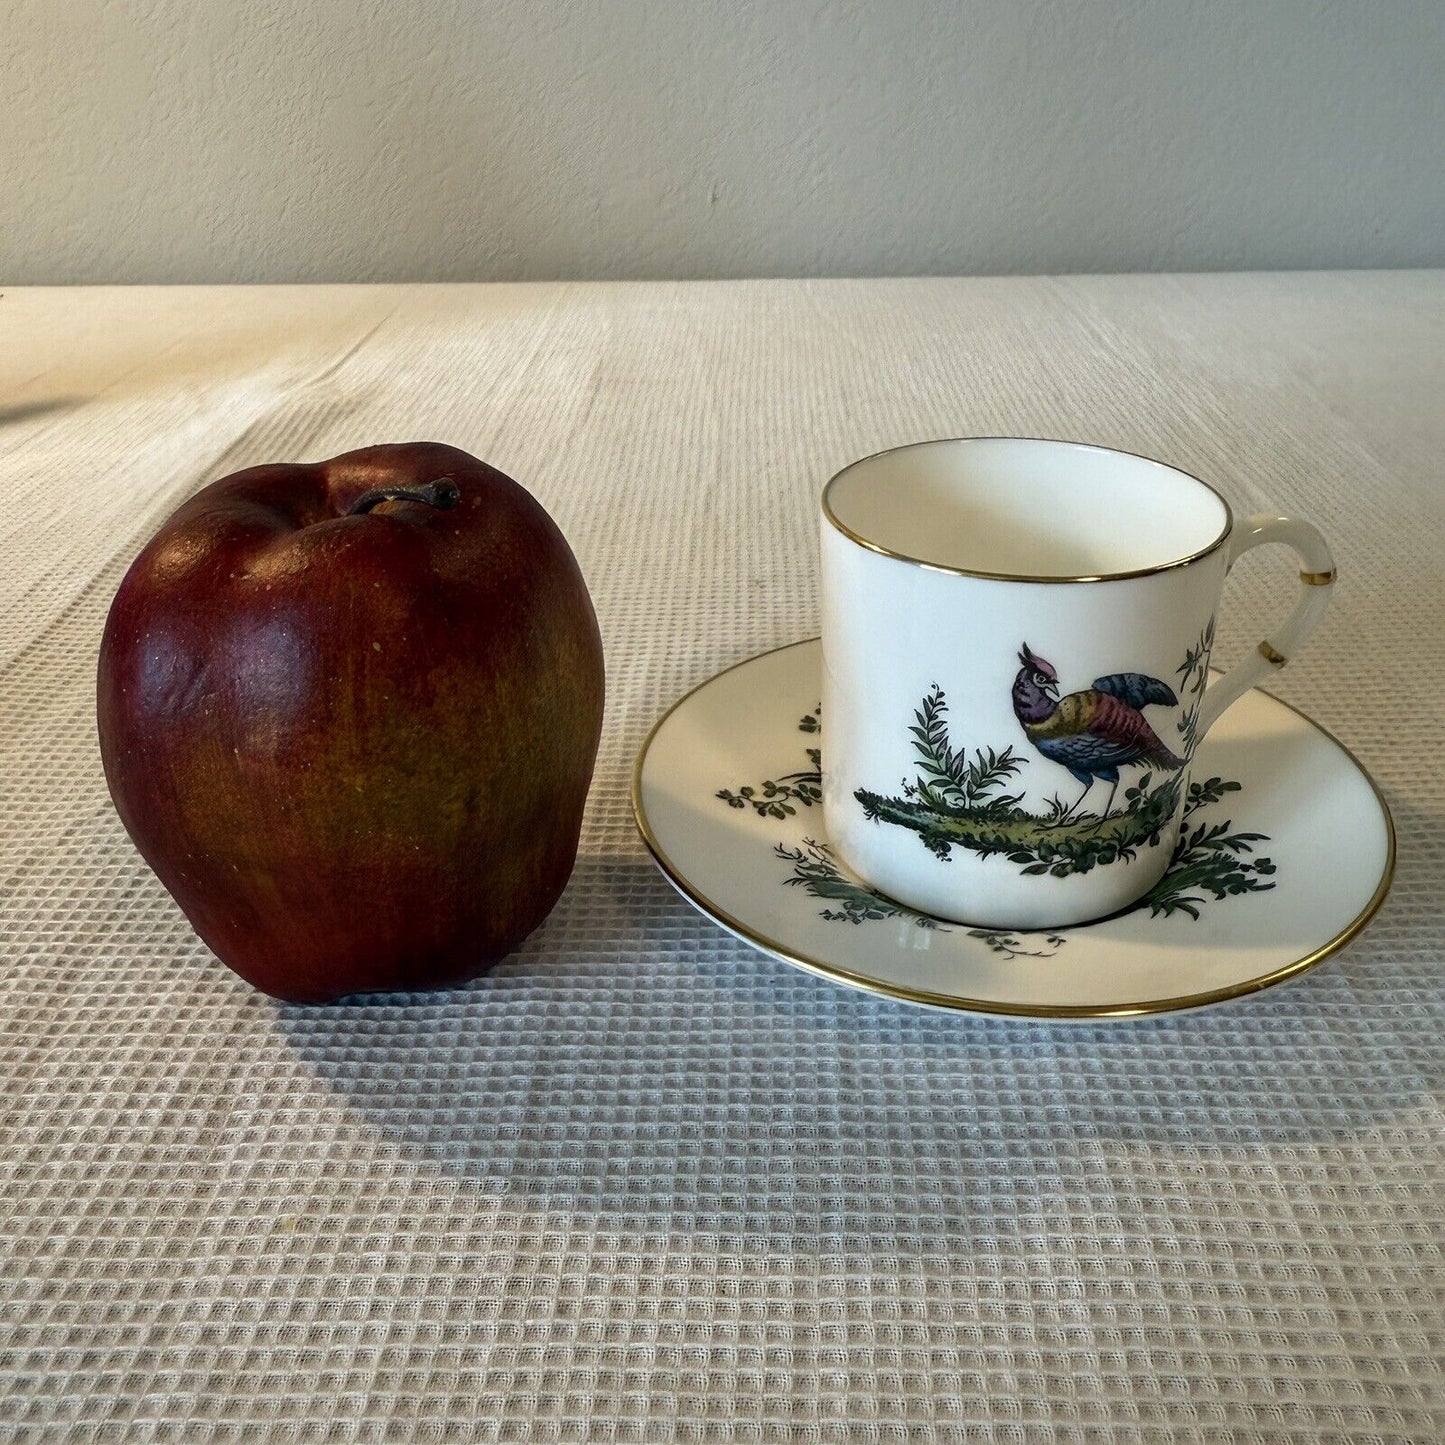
[1093,671,1178,710]
[1147,741,1186,771]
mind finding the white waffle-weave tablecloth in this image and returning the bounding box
[2,277,1442,1442]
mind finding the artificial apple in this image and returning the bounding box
[97,442,604,1002]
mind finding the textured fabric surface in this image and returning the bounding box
[2,276,1442,1442]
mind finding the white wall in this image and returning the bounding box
[3,0,1442,284]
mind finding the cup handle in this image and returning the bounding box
[1194,515,1336,739]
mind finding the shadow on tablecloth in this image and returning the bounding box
[273,832,1439,1229]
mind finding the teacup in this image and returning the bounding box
[820,437,1335,929]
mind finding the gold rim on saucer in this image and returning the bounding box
[631,638,1396,1020]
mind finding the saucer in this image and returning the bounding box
[632,639,1394,1019]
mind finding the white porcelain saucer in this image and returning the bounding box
[633,639,1394,1019]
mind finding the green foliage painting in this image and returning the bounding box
[716,642,1276,951]
[856,633,1224,879]
[855,684,1184,878]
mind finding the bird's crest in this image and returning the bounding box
[1018,643,1057,681]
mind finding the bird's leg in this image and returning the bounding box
[1058,778,1093,823]
[1089,778,1120,833]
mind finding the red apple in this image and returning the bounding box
[97,442,604,1002]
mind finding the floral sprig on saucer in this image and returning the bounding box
[968,929,1068,961]
[771,842,1068,956]
[775,838,945,928]
[717,708,821,819]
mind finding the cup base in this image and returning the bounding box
[827,818,1180,933]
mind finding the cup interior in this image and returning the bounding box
[824,438,1231,578]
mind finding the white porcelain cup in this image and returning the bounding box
[820,437,1335,929]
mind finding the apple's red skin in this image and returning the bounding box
[97,443,604,1003]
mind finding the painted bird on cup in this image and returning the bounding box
[1011,643,1185,824]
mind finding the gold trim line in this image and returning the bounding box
[820,437,1235,585]
[1258,640,1288,667]
[631,638,1396,1021]
[1300,569,1337,586]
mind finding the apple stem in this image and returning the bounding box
[348,477,461,516]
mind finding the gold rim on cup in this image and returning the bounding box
[820,436,1237,585]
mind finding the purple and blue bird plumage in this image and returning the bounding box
[1012,644,1184,790]
[1091,672,1178,711]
